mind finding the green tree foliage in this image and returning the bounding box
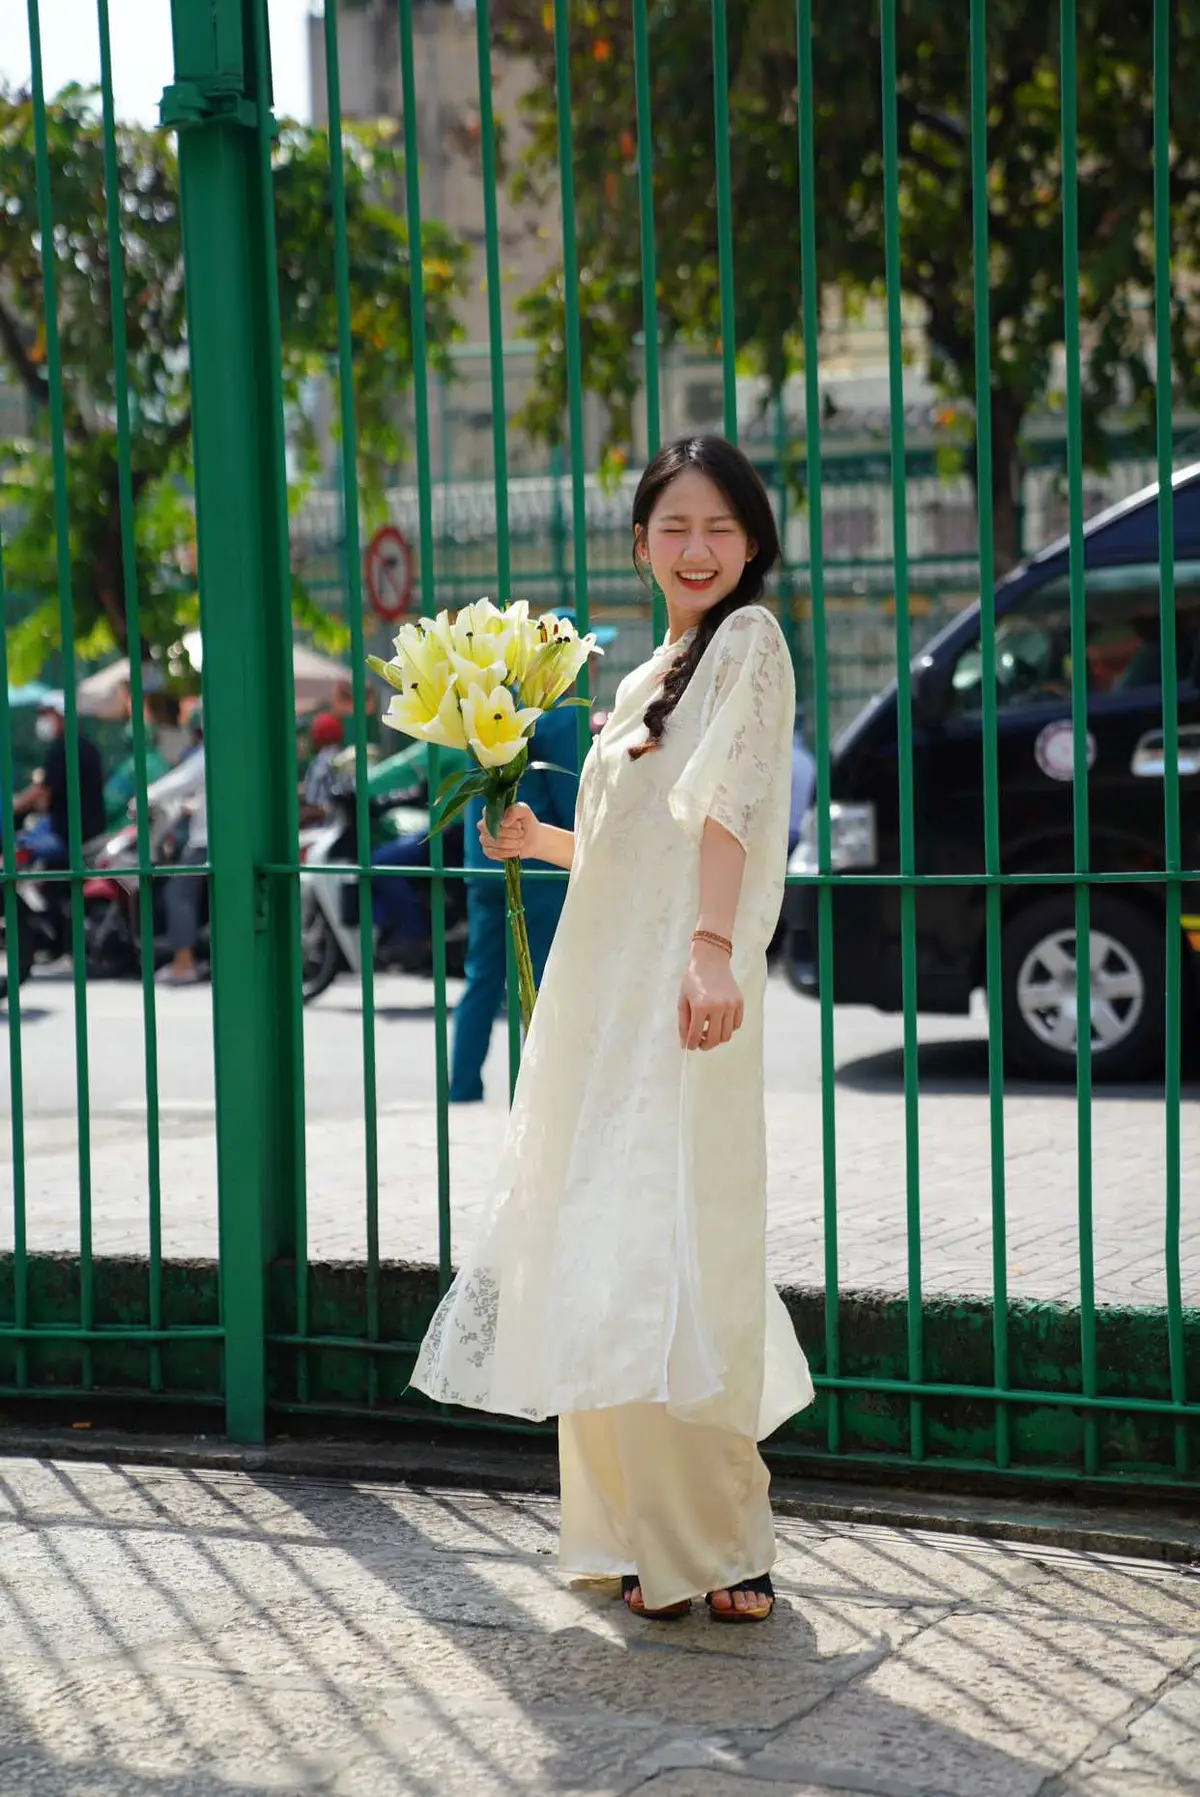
[494,0,1200,569]
[0,85,467,682]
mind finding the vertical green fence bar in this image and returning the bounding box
[634,0,661,459]
[165,0,306,1441]
[473,0,522,1101]
[0,530,28,1391]
[27,0,95,1388]
[796,0,841,1456]
[773,395,802,680]
[97,0,166,1391]
[879,0,924,1461]
[1059,0,1099,1477]
[323,0,381,1393]
[475,0,512,606]
[1153,0,1188,1477]
[710,0,737,441]
[969,0,1011,1470]
[633,0,667,644]
[250,0,309,1403]
[398,0,454,1291]
[552,0,593,732]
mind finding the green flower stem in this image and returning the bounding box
[484,767,538,1032]
[504,855,538,1032]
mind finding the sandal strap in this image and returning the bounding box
[706,1572,775,1602]
[621,1575,640,1597]
[732,1573,774,1598]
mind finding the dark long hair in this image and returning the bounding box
[628,435,781,759]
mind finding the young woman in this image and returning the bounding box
[412,434,813,1622]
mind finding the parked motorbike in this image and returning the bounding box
[0,826,113,999]
[300,781,468,1003]
[82,805,210,980]
[0,837,38,1002]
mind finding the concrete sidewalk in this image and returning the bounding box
[0,1457,1197,1795]
[7,970,1200,1309]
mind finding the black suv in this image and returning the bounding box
[783,464,1200,1080]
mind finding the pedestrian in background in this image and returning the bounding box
[12,695,106,865]
[448,696,582,1104]
[299,711,345,826]
[147,706,207,986]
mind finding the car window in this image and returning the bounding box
[950,559,1200,717]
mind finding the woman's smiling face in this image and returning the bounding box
[638,468,756,630]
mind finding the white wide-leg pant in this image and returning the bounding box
[558,1401,777,1612]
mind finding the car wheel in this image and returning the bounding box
[1000,892,1165,1082]
[301,892,343,1003]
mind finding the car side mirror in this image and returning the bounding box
[911,654,953,729]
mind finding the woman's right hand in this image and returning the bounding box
[478,802,541,862]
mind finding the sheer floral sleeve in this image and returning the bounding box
[667,606,795,850]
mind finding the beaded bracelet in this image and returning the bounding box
[692,928,733,956]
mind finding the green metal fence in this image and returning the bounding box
[0,0,1197,1490]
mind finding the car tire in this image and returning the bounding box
[1000,892,1165,1082]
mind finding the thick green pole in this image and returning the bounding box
[163,0,303,1442]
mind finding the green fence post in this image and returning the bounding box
[163,0,303,1442]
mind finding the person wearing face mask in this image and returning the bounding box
[12,697,107,867]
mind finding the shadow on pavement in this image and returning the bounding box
[0,1461,1122,1796]
[836,1036,1200,1101]
[0,1007,53,1027]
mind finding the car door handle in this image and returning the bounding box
[1131,727,1200,777]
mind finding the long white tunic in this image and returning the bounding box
[411,603,814,1441]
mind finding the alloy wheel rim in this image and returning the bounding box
[1015,927,1145,1057]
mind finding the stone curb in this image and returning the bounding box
[1,1422,1196,1570]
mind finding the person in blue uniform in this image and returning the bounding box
[449,613,618,1102]
[449,698,582,1103]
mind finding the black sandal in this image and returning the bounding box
[705,1573,775,1623]
[621,1575,692,1620]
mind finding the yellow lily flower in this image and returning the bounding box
[498,601,539,683]
[519,617,601,711]
[460,683,543,769]
[444,645,511,695]
[382,676,469,751]
[373,624,467,750]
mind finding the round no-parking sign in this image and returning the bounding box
[364,525,414,623]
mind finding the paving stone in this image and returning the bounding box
[753,1606,1199,1797]
[0,1457,1198,1797]
[1085,1658,1200,1787]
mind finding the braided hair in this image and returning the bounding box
[628,436,781,760]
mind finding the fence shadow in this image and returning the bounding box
[6,1461,1163,1794]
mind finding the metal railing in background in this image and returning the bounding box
[0,0,223,1405]
[0,0,1195,1488]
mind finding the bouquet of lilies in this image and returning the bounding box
[369,598,602,1026]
